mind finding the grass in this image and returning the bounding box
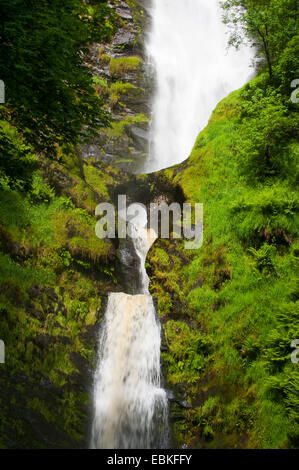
[149,82,299,448]
[109,56,143,77]
[0,147,122,447]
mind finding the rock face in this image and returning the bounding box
[81,0,152,173]
[0,0,187,450]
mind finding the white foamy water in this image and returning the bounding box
[90,223,167,449]
[144,0,254,172]
[91,0,254,448]
[90,293,167,449]
[128,222,157,294]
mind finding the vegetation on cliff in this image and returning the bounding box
[148,0,298,449]
[0,0,125,448]
[0,0,298,450]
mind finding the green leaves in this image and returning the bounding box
[249,244,277,275]
[0,119,37,191]
[233,85,298,182]
[230,184,299,246]
[0,0,114,155]
[221,0,298,80]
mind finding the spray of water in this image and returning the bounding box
[145,0,254,172]
[90,293,167,449]
[90,0,254,448]
[91,222,167,449]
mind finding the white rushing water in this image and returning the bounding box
[145,0,254,172]
[91,0,254,449]
[91,221,168,449]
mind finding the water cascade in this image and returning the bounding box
[91,217,168,449]
[91,0,253,449]
[145,0,254,172]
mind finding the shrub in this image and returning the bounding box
[109,56,142,77]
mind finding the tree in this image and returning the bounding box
[0,0,115,156]
[221,0,298,81]
[233,86,298,181]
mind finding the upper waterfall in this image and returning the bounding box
[144,0,254,172]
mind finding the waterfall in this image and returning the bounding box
[145,0,254,172]
[91,0,254,449]
[91,221,168,449]
[127,222,157,294]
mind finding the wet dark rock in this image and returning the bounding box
[24,408,73,449]
[28,284,42,299]
[79,324,99,345]
[129,126,150,149]
[57,336,72,346]
[179,400,192,409]
[83,0,150,172]
[117,236,141,294]
[32,334,54,349]
[116,7,133,20]
[26,302,45,320]
[166,389,175,400]
[55,301,67,316]
[40,377,55,389]
[69,352,91,377]
[45,287,59,303]
[40,158,73,195]
[113,30,135,49]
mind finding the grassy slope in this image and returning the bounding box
[0,146,124,448]
[148,81,299,449]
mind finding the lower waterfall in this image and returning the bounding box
[90,221,168,449]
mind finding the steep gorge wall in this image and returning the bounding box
[0,0,151,448]
[82,0,152,173]
[148,82,298,449]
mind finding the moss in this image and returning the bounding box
[109,56,143,77]
[104,113,149,139]
[149,82,298,448]
[83,164,111,199]
[162,320,210,388]
[150,247,170,269]
[99,53,110,65]
[52,207,112,263]
[0,152,123,447]
[109,81,139,106]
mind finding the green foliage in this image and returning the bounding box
[248,244,276,275]
[155,66,298,447]
[230,184,298,245]
[69,299,89,321]
[92,76,108,88]
[57,247,72,267]
[233,86,298,181]
[0,147,119,447]
[28,173,55,204]
[162,320,211,386]
[276,35,299,94]
[109,81,138,106]
[105,113,149,139]
[0,0,114,154]
[221,0,298,80]
[0,120,37,191]
[109,56,143,77]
